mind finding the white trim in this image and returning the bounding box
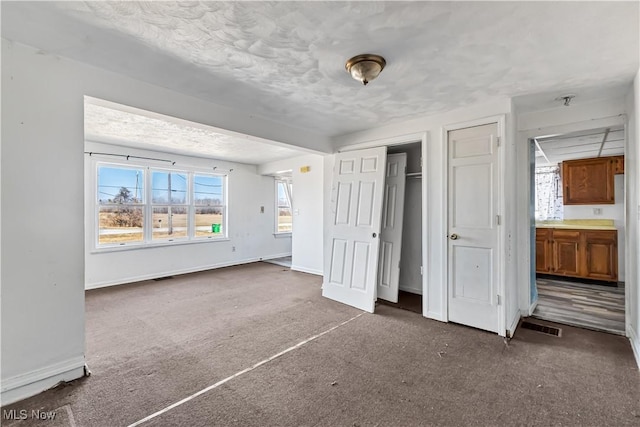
[338,132,426,152]
[85,256,287,290]
[628,324,640,370]
[1,356,85,406]
[291,265,323,276]
[527,298,539,317]
[507,309,521,338]
[442,115,507,336]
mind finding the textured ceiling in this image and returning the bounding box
[84,101,312,165]
[2,1,639,140]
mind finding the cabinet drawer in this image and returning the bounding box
[551,229,581,240]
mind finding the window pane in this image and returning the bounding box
[98,166,143,204]
[277,182,291,208]
[278,207,292,232]
[195,207,224,237]
[152,171,187,204]
[98,206,144,244]
[152,206,188,240]
[194,175,223,205]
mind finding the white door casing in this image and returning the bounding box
[377,153,407,303]
[447,123,500,333]
[323,147,387,313]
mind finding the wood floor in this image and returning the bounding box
[533,276,625,335]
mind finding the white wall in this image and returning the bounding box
[259,154,324,275]
[332,98,513,332]
[0,39,328,404]
[85,141,292,288]
[625,70,640,367]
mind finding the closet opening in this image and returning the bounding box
[377,141,423,315]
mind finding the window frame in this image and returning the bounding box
[94,160,228,251]
[274,178,293,235]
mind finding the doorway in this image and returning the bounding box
[322,137,426,316]
[377,142,424,315]
[530,125,626,334]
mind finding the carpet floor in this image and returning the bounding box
[2,263,639,426]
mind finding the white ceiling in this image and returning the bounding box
[84,99,312,165]
[535,126,625,167]
[2,1,639,142]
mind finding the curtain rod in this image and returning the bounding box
[84,151,234,173]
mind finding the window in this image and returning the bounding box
[535,166,563,220]
[275,179,292,233]
[98,165,145,245]
[96,162,226,248]
[194,174,226,238]
[152,171,188,241]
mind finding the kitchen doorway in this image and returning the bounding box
[530,125,626,334]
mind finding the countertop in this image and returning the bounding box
[536,219,617,231]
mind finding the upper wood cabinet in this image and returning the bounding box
[612,155,625,174]
[562,157,615,205]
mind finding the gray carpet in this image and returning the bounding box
[2,263,639,426]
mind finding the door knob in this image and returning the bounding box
[372,232,377,238]
[450,234,459,240]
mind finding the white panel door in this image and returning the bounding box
[447,123,500,333]
[377,153,407,303]
[323,147,387,313]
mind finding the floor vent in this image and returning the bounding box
[152,276,174,282]
[521,321,562,337]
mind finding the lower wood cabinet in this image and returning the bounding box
[535,228,617,282]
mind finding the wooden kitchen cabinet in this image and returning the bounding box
[583,230,618,281]
[535,228,618,282]
[562,157,615,204]
[613,155,625,174]
[535,228,552,273]
[552,230,582,276]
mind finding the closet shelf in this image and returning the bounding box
[406,172,422,178]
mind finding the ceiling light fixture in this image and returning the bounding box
[345,54,386,86]
[555,94,576,107]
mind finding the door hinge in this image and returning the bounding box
[496,215,501,225]
[497,295,501,305]
[496,136,501,147]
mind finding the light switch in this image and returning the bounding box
[260,206,264,213]
[593,208,602,215]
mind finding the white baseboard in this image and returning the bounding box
[507,310,521,338]
[425,310,446,322]
[85,256,288,290]
[629,324,640,370]
[399,286,422,295]
[291,264,323,276]
[1,356,85,406]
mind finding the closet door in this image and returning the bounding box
[377,153,407,303]
[323,147,387,313]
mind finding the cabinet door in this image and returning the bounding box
[583,230,618,281]
[535,228,552,273]
[613,155,625,174]
[562,157,614,204]
[551,230,581,276]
